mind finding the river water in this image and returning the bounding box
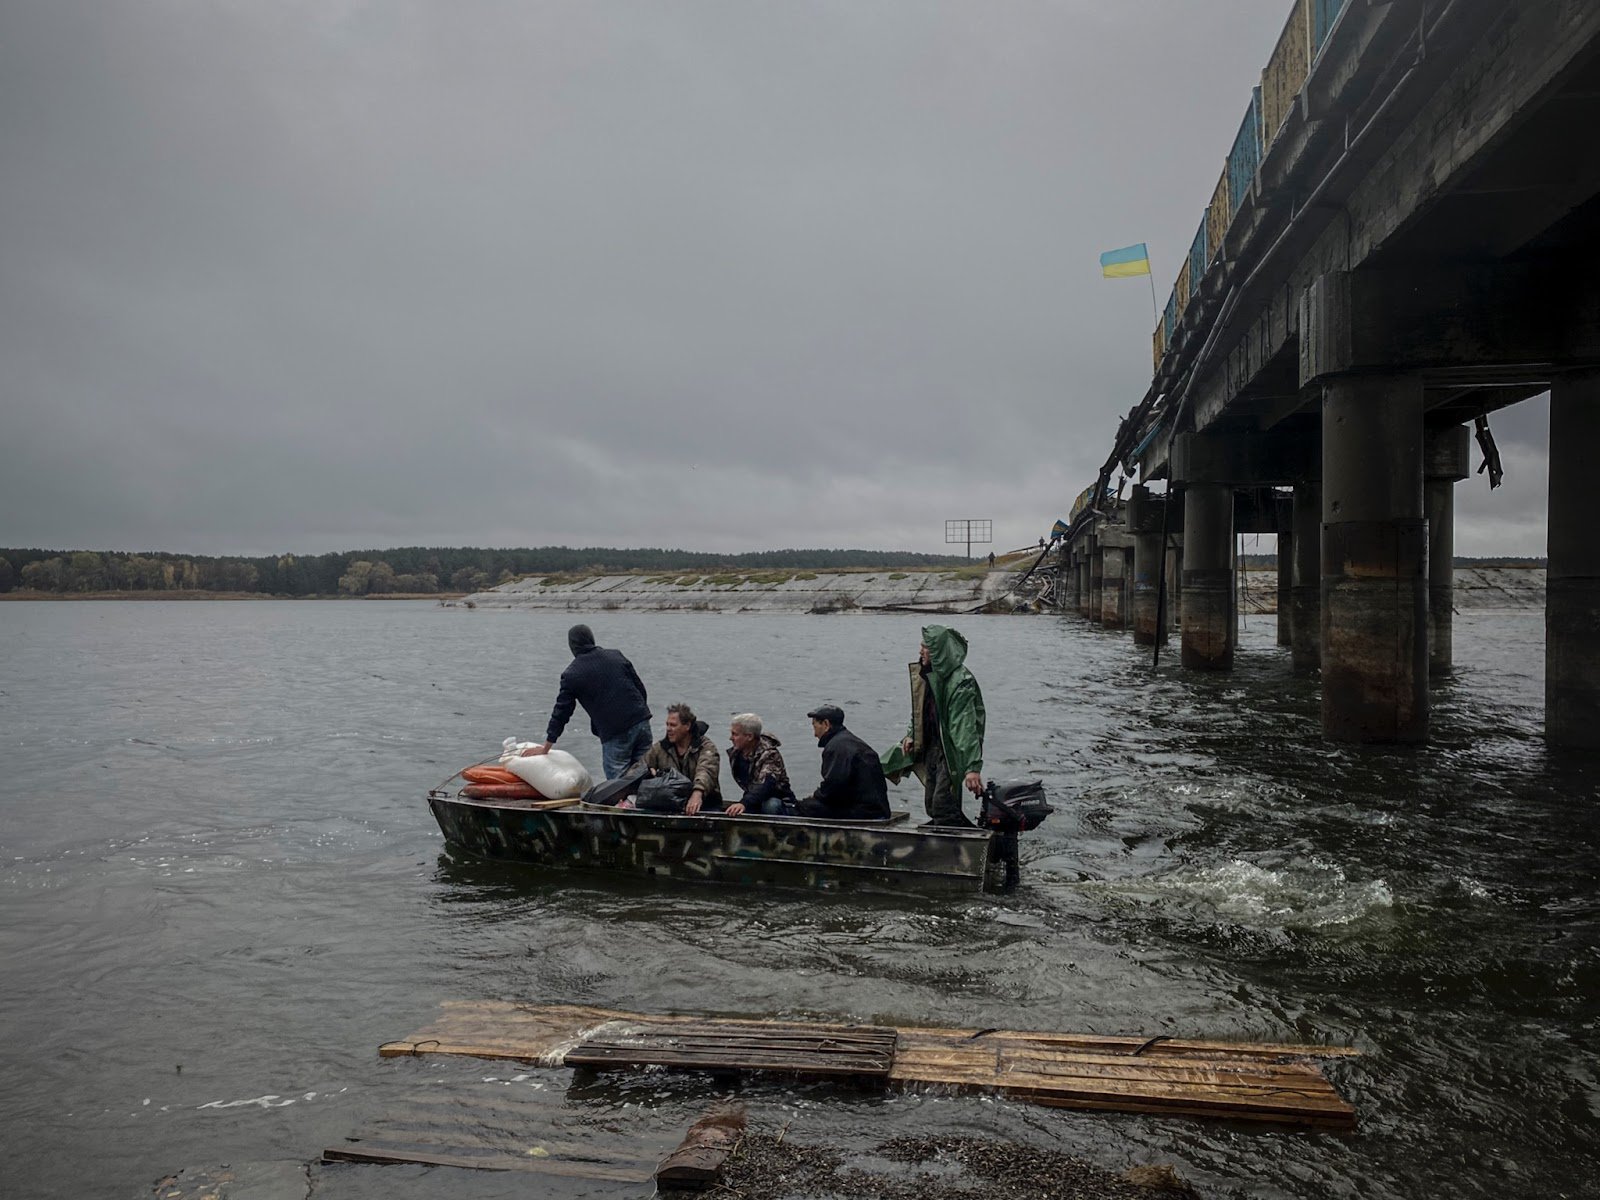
[2,600,1596,1199]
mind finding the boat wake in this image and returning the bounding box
[1111,856,1394,932]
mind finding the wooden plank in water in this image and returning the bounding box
[905,1025,1362,1060]
[381,1001,1357,1063]
[379,1001,1358,1129]
[323,1140,651,1181]
[889,1028,1355,1130]
[566,1022,896,1081]
[325,1073,667,1181]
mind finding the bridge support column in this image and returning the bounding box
[1087,539,1103,621]
[1167,540,1182,631]
[1321,374,1427,743]
[1291,482,1321,671]
[1180,485,1234,670]
[1276,500,1293,646]
[1132,531,1167,646]
[1547,370,1600,750]
[1425,426,1471,676]
[1100,546,1127,629]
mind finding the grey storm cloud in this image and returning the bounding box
[0,0,1550,557]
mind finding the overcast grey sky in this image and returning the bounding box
[0,0,1549,557]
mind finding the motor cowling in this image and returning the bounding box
[980,779,1053,833]
[980,780,1052,893]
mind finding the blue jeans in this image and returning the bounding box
[601,719,653,780]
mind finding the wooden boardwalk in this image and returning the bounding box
[381,1001,1357,1130]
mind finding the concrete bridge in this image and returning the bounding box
[1059,0,1600,748]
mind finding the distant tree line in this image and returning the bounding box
[0,545,967,596]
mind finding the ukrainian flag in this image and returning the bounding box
[1100,243,1151,279]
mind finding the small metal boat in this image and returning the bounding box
[426,785,1007,894]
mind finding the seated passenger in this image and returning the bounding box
[795,704,891,821]
[724,713,797,816]
[642,702,723,814]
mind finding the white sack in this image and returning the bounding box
[497,739,593,799]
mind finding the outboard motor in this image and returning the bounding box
[980,779,1053,891]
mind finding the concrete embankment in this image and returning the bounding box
[458,567,1017,614]
[461,563,1543,616]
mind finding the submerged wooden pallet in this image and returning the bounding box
[565,1020,898,1083]
[380,1001,1358,1130]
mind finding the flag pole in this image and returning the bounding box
[1147,250,1159,327]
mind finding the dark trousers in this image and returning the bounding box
[923,737,970,826]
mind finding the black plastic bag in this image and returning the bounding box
[583,770,645,807]
[636,769,694,813]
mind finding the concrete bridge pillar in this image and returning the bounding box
[1180,485,1234,670]
[1087,537,1103,621]
[1276,494,1293,646]
[1321,374,1427,743]
[1132,531,1167,646]
[1425,426,1471,675]
[1100,545,1127,629]
[1547,370,1600,750]
[1291,482,1322,671]
[1167,540,1183,631]
[1076,553,1089,617]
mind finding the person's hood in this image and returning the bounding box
[760,733,782,749]
[568,624,597,655]
[921,624,968,676]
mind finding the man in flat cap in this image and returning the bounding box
[796,704,890,821]
[523,623,652,779]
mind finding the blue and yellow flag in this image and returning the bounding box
[1100,243,1151,279]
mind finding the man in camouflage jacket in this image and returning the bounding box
[725,713,796,816]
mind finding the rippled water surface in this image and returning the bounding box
[2,600,1598,1199]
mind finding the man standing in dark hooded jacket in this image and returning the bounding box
[523,624,652,779]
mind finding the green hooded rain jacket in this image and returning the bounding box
[881,624,985,786]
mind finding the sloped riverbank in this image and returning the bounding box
[460,563,1544,616]
[457,566,1020,614]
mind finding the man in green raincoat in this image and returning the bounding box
[880,624,986,827]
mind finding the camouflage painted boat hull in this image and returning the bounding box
[427,793,998,894]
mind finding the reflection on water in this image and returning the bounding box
[1,601,1597,1198]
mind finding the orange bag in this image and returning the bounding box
[462,764,524,785]
[461,782,546,800]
